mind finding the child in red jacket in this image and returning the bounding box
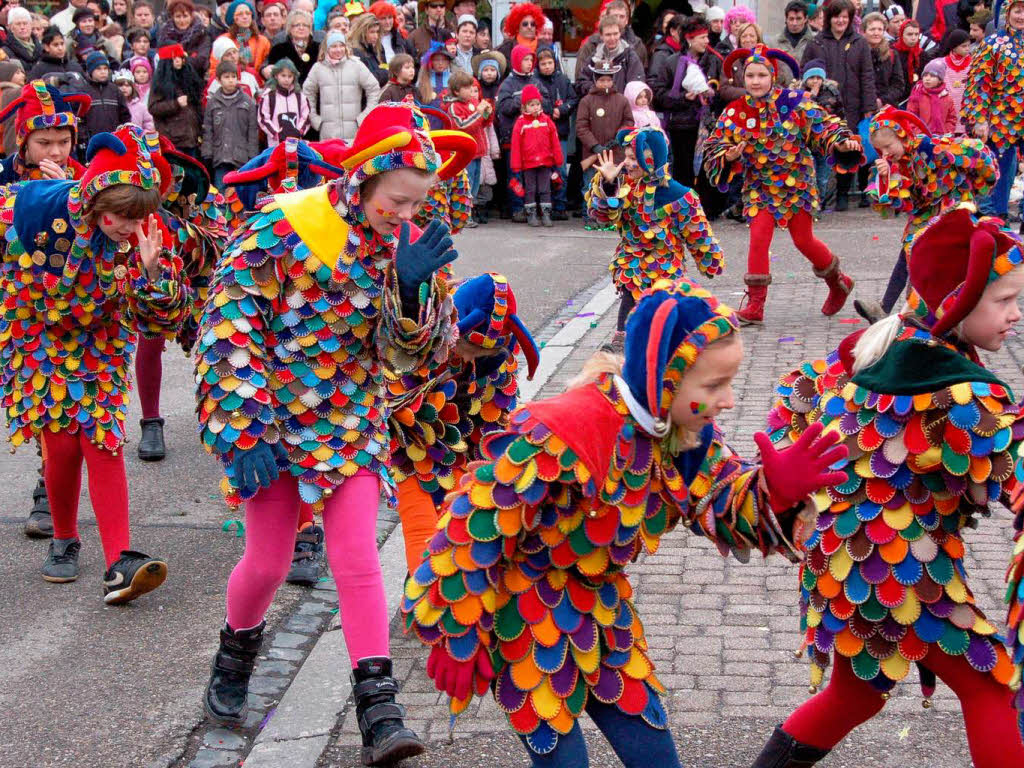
[510,83,562,228]
[906,59,957,135]
[444,70,493,225]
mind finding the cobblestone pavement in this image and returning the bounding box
[316,210,1024,768]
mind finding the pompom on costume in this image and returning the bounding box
[403,278,847,766]
[753,206,1024,767]
[862,107,998,315]
[962,0,1024,220]
[0,80,91,183]
[0,123,188,601]
[702,45,863,325]
[197,103,476,764]
[585,127,725,335]
[389,272,540,573]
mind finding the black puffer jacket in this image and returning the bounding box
[802,27,876,127]
[495,71,550,145]
[650,49,724,132]
[871,47,906,108]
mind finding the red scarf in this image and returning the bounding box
[893,21,922,81]
[945,51,970,72]
[665,36,681,52]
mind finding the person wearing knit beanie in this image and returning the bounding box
[941,28,972,132]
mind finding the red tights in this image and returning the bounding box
[42,429,130,567]
[783,650,1024,767]
[747,210,833,275]
[135,335,164,420]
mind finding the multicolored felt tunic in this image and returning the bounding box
[867,135,997,250]
[963,26,1024,149]
[403,372,800,754]
[414,169,472,236]
[194,181,457,510]
[1009,486,1024,735]
[766,324,1024,694]
[585,173,724,300]
[703,87,857,225]
[0,180,189,451]
[388,342,520,506]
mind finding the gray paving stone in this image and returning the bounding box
[187,748,241,768]
[268,631,308,649]
[202,728,247,751]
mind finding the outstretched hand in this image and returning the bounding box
[426,644,495,701]
[754,422,848,511]
[724,141,747,161]
[595,148,625,183]
[394,220,456,296]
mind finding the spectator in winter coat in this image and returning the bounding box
[473,49,505,102]
[148,45,204,156]
[940,29,971,132]
[624,81,664,134]
[408,0,454,59]
[268,10,319,83]
[576,16,645,97]
[113,68,155,132]
[207,36,260,100]
[258,59,310,146]
[797,59,843,208]
[574,0,649,71]
[451,14,480,74]
[302,31,380,141]
[510,83,562,227]
[121,27,157,69]
[379,53,416,102]
[261,2,287,44]
[212,0,271,77]
[706,6,725,48]
[536,47,575,219]
[368,2,409,63]
[444,69,492,201]
[651,18,718,187]
[203,60,259,188]
[907,58,958,133]
[576,59,633,227]
[29,26,85,84]
[862,13,906,110]
[129,55,152,100]
[716,4,757,57]
[70,8,103,63]
[417,43,454,111]
[0,62,25,156]
[774,0,816,83]
[496,3,546,65]
[157,0,213,78]
[893,19,925,102]
[3,8,41,69]
[349,13,388,87]
[80,52,130,150]
[649,14,684,76]
[495,45,549,147]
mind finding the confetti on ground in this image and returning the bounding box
[839,318,862,324]
[898,725,911,741]
[566,299,573,306]
[778,336,796,343]
[259,708,276,731]
[222,520,244,537]
[576,312,595,318]
[872,235,879,240]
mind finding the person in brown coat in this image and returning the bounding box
[575,59,633,228]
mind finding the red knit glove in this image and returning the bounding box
[426,643,495,700]
[754,422,848,511]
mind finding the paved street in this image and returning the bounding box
[1,209,1021,768]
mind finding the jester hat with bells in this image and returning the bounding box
[868,105,931,151]
[0,80,91,151]
[224,137,347,210]
[613,126,692,205]
[453,273,540,380]
[906,204,1024,341]
[620,278,739,446]
[721,43,800,90]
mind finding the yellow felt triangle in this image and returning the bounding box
[275,184,348,271]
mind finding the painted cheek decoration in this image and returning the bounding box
[374,205,399,217]
[102,215,114,226]
[690,401,708,414]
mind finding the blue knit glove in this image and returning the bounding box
[394,220,457,299]
[232,442,288,495]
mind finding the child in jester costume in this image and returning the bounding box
[963,0,1024,226]
[195,102,477,766]
[0,123,190,604]
[389,271,539,574]
[585,127,724,350]
[703,44,863,325]
[0,80,91,185]
[133,136,241,463]
[0,81,93,540]
[854,107,997,323]
[751,205,1024,767]
[402,278,849,767]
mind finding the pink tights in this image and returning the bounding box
[225,471,389,667]
[135,335,164,420]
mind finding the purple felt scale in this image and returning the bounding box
[496,665,528,712]
[591,665,625,703]
[860,550,890,585]
[964,635,998,671]
[549,655,579,697]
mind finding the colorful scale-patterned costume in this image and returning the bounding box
[765,208,1024,698]
[867,108,997,250]
[403,280,803,755]
[195,107,470,511]
[0,125,190,451]
[963,20,1024,150]
[704,86,858,224]
[1009,484,1024,735]
[415,170,473,236]
[586,127,724,300]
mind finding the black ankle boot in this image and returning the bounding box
[25,477,53,538]
[751,726,830,767]
[204,622,265,724]
[352,657,425,766]
[137,417,166,461]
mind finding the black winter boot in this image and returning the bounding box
[204,621,265,725]
[352,657,425,766]
[751,726,830,767]
[137,417,166,461]
[540,204,553,227]
[25,476,53,538]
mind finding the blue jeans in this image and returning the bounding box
[465,158,481,200]
[979,142,1019,218]
[813,151,833,209]
[551,137,570,214]
[518,694,681,768]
